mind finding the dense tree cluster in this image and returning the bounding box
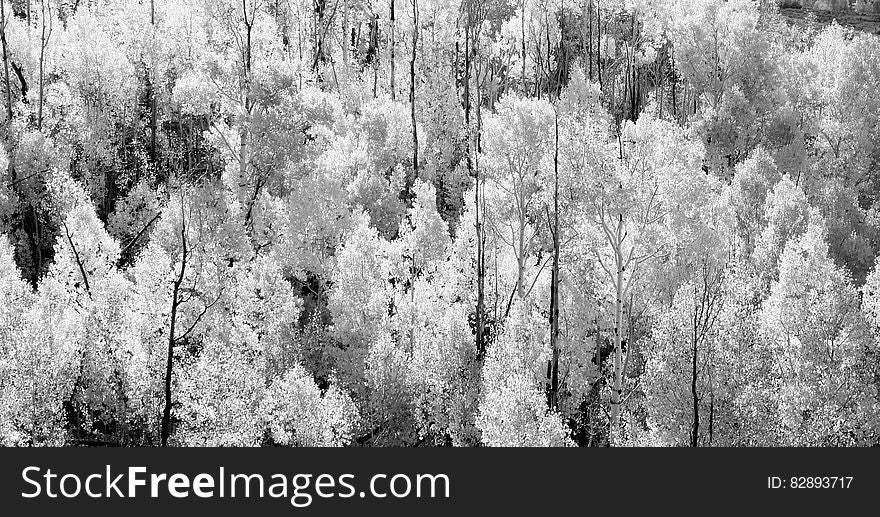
[0,0,879,447]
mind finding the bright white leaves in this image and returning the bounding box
[476,302,571,447]
[57,10,139,124]
[397,184,478,445]
[760,221,878,445]
[39,171,131,440]
[620,115,720,255]
[106,180,164,259]
[261,366,358,447]
[0,234,34,445]
[283,169,349,279]
[724,147,783,257]
[481,94,555,299]
[334,96,411,237]
[805,25,880,186]
[329,210,390,348]
[176,337,267,446]
[399,181,449,272]
[864,259,880,337]
[409,303,480,446]
[172,71,215,117]
[176,256,300,444]
[363,329,414,443]
[0,169,129,445]
[753,176,812,278]
[643,274,724,446]
[667,0,761,110]
[1,0,879,449]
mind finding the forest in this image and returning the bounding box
[0,0,879,447]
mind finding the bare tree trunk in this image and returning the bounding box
[371,13,378,97]
[462,5,484,360]
[297,2,303,90]
[596,0,602,91]
[691,320,699,447]
[1,0,12,122]
[671,50,677,123]
[587,0,593,81]
[516,220,526,298]
[708,383,714,446]
[150,0,157,162]
[390,0,396,101]
[342,0,350,72]
[609,237,624,423]
[409,0,418,201]
[474,15,487,354]
[161,205,188,447]
[240,2,254,227]
[657,45,663,119]
[607,211,630,429]
[548,110,560,409]
[37,0,51,130]
[463,21,470,134]
[521,0,526,93]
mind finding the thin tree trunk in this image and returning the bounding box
[409,0,418,201]
[474,43,485,359]
[37,0,50,129]
[150,0,157,162]
[671,50,678,123]
[708,386,714,446]
[372,13,378,96]
[691,325,699,447]
[521,0,526,93]
[548,110,560,409]
[587,0,593,81]
[464,5,485,360]
[297,3,303,90]
[342,0,350,72]
[596,0,602,91]
[390,0,396,101]
[609,215,625,425]
[161,206,188,447]
[240,2,254,225]
[516,214,526,298]
[1,0,12,122]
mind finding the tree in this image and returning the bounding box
[643,265,725,446]
[408,0,419,201]
[724,147,782,258]
[476,301,572,446]
[328,209,390,350]
[176,252,302,446]
[863,257,880,339]
[36,0,51,129]
[260,365,358,447]
[580,114,713,429]
[147,185,243,446]
[0,232,32,445]
[752,176,811,280]
[666,0,770,172]
[760,220,879,445]
[1,0,12,122]
[482,93,554,300]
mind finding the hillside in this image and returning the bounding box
[780,4,880,34]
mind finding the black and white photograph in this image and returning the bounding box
[2,1,880,505]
